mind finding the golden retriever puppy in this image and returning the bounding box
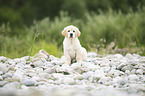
[62,25,87,65]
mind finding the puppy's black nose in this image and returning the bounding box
[70,33,73,37]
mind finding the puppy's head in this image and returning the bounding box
[62,25,81,38]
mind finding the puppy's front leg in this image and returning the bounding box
[64,52,71,65]
[76,53,83,63]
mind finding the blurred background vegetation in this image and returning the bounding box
[0,0,145,58]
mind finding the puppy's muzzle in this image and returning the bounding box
[70,33,73,38]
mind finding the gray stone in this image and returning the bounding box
[34,49,49,59]
[130,69,136,74]
[114,54,123,59]
[125,70,130,74]
[88,64,101,72]
[27,73,37,77]
[3,82,20,89]
[133,54,140,58]
[73,74,84,80]
[35,81,47,86]
[0,89,17,96]
[22,79,37,86]
[13,70,24,79]
[0,81,8,87]
[128,84,145,93]
[63,77,75,84]
[49,55,56,60]
[56,67,73,75]
[100,61,110,67]
[122,65,133,71]
[95,70,105,76]
[117,63,126,70]
[0,51,145,96]
[32,60,44,67]
[0,64,8,73]
[136,69,143,75]
[87,52,97,57]
[39,73,55,80]
[0,71,3,75]
[108,70,125,77]
[7,59,16,65]
[0,56,7,62]
[45,62,54,67]
[8,65,16,71]
[20,85,29,89]
[109,62,117,68]
[128,74,139,82]
[83,71,94,79]
[45,67,56,74]
[0,76,3,80]
[101,67,111,72]
[13,58,26,63]
[5,78,20,82]
[90,75,101,83]
[98,76,109,84]
[2,72,13,79]
[126,53,134,60]
[31,49,49,63]
[51,60,63,65]
[113,76,127,85]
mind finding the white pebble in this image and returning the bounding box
[136,69,143,75]
[95,70,105,76]
[128,74,139,81]
[126,53,134,60]
[113,76,127,85]
[0,56,7,61]
[3,82,20,89]
[82,71,94,79]
[22,79,37,86]
[32,60,44,67]
[87,52,97,57]
[114,54,123,59]
[0,64,8,73]
[0,71,3,75]
[63,77,75,85]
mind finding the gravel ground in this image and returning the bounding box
[0,49,145,96]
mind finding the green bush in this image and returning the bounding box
[0,9,145,58]
[80,8,145,48]
[0,35,31,58]
[61,0,87,18]
[0,7,22,25]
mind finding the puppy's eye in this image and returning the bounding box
[73,30,75,32]
[68,30,70,32]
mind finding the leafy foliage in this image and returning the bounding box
[81,9,145,48]
[0,9,145,58]
[0,0,145,26]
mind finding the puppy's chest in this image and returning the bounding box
[67,44,77,52]
[66,43,78,57]
[63,38,80,57]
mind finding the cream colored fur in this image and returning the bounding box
[62,25,87,65]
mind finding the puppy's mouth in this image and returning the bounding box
[70,36,73,38]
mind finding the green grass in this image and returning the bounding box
[28,27,40,61]
[0,9,145,58]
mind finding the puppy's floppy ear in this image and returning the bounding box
[62,27,68,37]
[75,28,81,37]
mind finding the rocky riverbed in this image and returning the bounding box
[0,49,145,96]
